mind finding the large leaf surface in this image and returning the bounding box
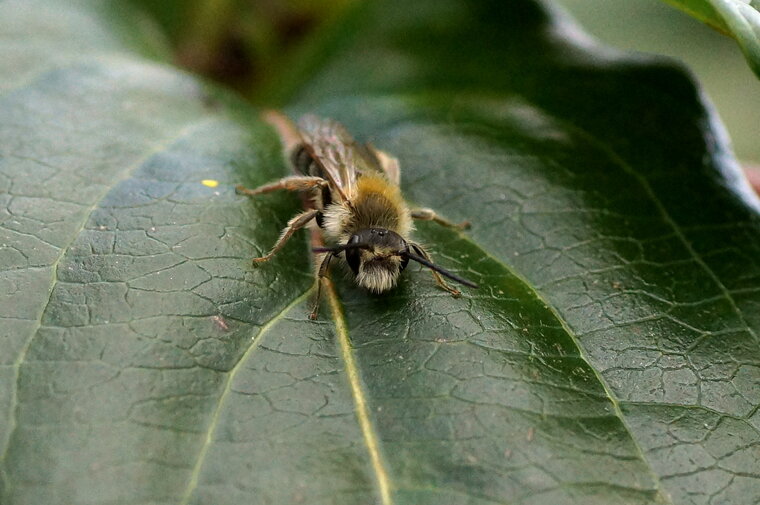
[1,1,760,504]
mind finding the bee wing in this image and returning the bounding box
[262,110,302,158]
[298,115,362,201]
[361,143,400,186]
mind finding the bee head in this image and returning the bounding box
[344,228,409,293]
[312,230,478,294]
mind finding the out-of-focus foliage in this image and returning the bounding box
[133,0,354,92]
[559,0,760,163]
[661,0,760,77]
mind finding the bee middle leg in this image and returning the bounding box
[236,176,326,196]
[252,209,319,264]
[309,252,334,320]
[411,208,470,229]
[410,243,462,297]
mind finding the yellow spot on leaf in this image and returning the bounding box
[201,179,219,188]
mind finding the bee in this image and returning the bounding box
[236,111,477,319]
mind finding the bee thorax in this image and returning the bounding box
[321,203,352,241]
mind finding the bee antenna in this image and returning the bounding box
[312,243,371,255]
[403,251,479,289]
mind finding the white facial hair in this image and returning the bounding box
[356,263,399,293]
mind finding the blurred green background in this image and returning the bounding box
[142,0,759,163]
[557,0,760,163]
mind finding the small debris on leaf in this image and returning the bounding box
[212,315,230,331]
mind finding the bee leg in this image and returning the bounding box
[236,176,327,196]
[410,243,462,297]
[252,209,319,264]
[309,252,334,320]
[411,208,470,230]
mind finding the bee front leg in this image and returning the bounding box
[410,243,462,297]
[411,208,470,230]
[309,252,334,320]
[236,176,327,196]
[252,209,319,264]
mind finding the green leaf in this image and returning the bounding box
[2,1,759,505]
[661,0,760,78]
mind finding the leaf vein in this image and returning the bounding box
[179,289,312,505]
[556,118,759,346]
[442,229,675,504]
[0,115,224,495]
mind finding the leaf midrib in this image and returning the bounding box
[304,208,675,502]
[323,278,395,505]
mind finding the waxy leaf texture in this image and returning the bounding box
[1,0,759,504]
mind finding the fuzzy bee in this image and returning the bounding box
[236,111,477,318]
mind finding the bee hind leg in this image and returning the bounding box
[411,208,470,230]
[252,209,319,264]
[410,243,462,298]
[236,176,326,196]
[309,252,335,320]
